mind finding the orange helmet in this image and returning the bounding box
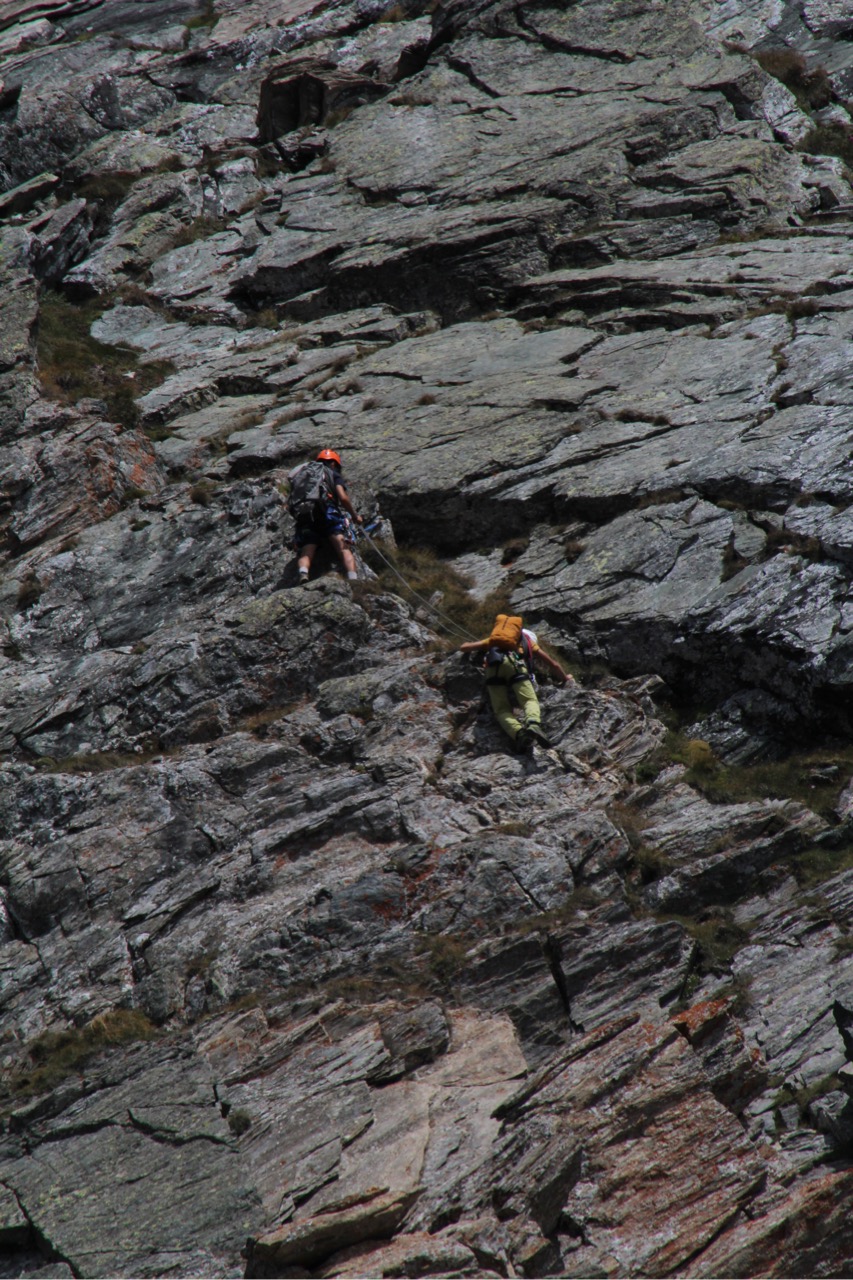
[317,448,341,467]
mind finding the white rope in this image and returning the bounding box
[358,526,481,643]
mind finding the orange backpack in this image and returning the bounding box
[488,614,523,651]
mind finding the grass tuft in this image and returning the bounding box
[365,542,517,646]
[755,48,833,111]
[797,123,853,169]
[171,216,227,248]
[636,730,853,823]
[16,570,43,613]
[4,1009,158,1100]
[37,291,173,430]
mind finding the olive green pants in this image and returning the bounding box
[486,658,541,745]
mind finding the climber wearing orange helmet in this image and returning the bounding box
[287,449,363,584]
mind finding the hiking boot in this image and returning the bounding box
[298,574,310,587]
[527,726,551,748]
[514,728,533,753]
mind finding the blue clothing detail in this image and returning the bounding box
[295,500,349,548]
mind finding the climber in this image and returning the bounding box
[288,448,363,584]
[459,614,573,753]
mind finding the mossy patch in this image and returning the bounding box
[755,48,833,112]
[797,123,853,169]
[37,290,174,429]
[4,1009,158,1101]
[788,839,853,891]
[636,730,853,822]
[415,933,472,985]
[171,215,227,248]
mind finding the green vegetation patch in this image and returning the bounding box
[171,215,227,248]
[788,839,853,891]
[185,0,217,31]
[797,122,853,170]
[4,1009,158,1101]
[32,742,163,773]
[773,1071,842,1125]
[636,730,853,821]
[364,541,518,647]
[37,291,174,429]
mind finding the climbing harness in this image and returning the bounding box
[485,650,535,689]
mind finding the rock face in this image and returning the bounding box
[2,0,853,1276]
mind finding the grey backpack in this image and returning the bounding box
[288,461,335,522]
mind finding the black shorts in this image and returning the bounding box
[294,504,349,548]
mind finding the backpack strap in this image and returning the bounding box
[520,632,536,682]
[323,464,341,506]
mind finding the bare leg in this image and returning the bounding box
[298,540,318,579]
[329,532,357,577]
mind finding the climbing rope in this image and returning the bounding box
[355,520,481,644]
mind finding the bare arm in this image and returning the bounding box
[335,482,363,524]
[459,638,489,654]
[535,646,573,685]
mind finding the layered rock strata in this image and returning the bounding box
[1,0,853,1276]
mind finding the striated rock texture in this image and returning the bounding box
[1,0,853,1276]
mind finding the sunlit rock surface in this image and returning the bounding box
[1,0,852,1276]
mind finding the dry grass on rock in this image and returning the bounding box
[37,291,174,429]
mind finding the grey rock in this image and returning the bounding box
[0,169,59,217]
[2,1,853,1276]
[0,1043,261,1279]
[0,226,38,442]
[25,196,93,282]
